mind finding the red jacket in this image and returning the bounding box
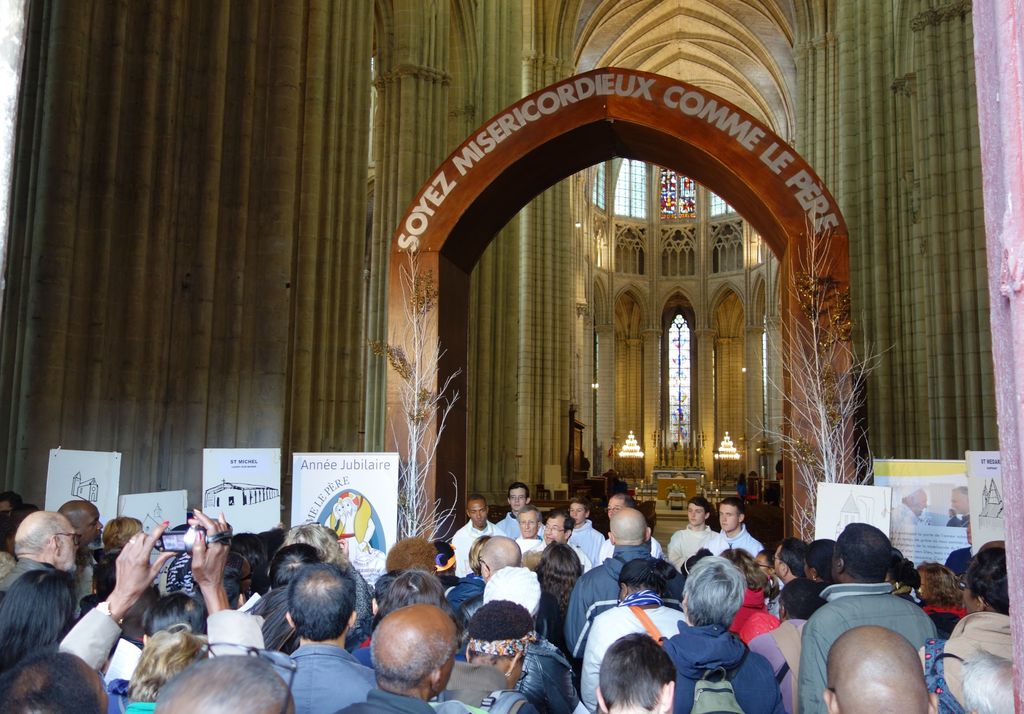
[730,588,781,644]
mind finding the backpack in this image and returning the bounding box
[690,650,747,714]
[433,688,530,714]
[922,638,965,714]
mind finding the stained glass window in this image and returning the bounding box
[660,171,677,216]
[592,162,606,209]
[659,169,695,219]
[614,160,646,218]
[668,314,691,445]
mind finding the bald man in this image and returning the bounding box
[824,626,937,714]
[0,511,78,591]
[337,604,460,713]
[565,507,684,660]
[59,500,103,599]
[597,494,665,561]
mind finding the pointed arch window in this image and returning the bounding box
[709,192,733,216]
[614,160,647,218]
[668,313,692,444]
[592,163,606,210]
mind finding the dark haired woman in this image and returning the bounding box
[534,543,582,656]
[580,558,684,712]
[919,546,1009,708]
[0,569,78,673]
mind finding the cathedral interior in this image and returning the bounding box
[0,0,994,510]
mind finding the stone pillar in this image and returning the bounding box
[695,328,716,474]
[745,324,765,476]
[578,305,595,469]
[460,1,524,498]
[0,1,373,503]
[642,328,661,479]
[365,0,451,450]
[972,1,1024,696]
[595,324,616,474]
[516,4,574,484]
[765,316,784,474]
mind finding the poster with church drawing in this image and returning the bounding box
[202,449,282,534]
[966,451,1003,553]
[118,490,188,531]
[44,449,121,521]
[814,483,891,541]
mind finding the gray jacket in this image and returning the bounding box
[797,582,937,714]
[291,643,376,713]
[0,557,54,592]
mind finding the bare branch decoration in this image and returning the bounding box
[766,223,886,539]
[371,251,460,540]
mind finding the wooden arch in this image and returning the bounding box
[386,68,849,533]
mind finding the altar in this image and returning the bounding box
[652,470,704,501]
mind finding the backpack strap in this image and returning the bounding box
[775,661,790,685]
[629,605,665,644]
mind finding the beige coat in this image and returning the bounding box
[918,610,1011,705]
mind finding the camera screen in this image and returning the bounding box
[160,532,187,552]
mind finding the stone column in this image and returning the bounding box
[595,324,616,475]
[516,3,575,484]
[695,328,716,474]
[460,0,525,498]
[0,1,373,503]
[744,324,765,476]
[642,328,661,479]
[972,0,1024,696]
[365,0,451,450]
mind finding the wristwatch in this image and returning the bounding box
[96,601,124,626]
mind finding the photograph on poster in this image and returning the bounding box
[44,449,121,521]
[874,459,969,565]
[202,449,282,534]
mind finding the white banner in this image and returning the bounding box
[814,483,892,541]
[291,452,398,585]
[966,451,1003,553]
[202,448,282,534]
[118,490,189,531]
[45,449,121,521]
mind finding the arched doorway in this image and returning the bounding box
[384,68,848,534]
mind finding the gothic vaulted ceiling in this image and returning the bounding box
[572,0,798,140]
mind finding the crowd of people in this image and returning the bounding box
[0,485,1014,713]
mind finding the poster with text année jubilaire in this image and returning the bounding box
[291,453,399,586]
[45,449,121,522]
[202,448,282,534]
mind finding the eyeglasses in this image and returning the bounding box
[55,532,81,546]
[206,643,297,714]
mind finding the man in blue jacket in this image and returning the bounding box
[564,507,684,659]
[662,556,783,714]
[287,563,376,712]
